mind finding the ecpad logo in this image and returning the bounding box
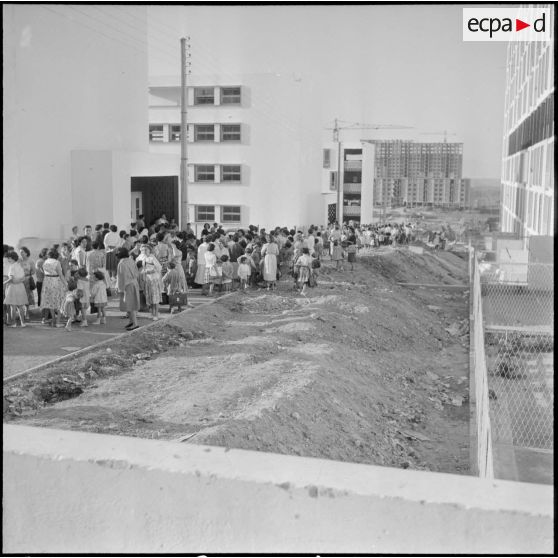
[468,13,545,38]
[463,7,552,42]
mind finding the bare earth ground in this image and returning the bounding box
[4,247,471,475]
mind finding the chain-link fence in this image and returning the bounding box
[480,261,554,450]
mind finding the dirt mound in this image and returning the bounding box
[4,248,471,475]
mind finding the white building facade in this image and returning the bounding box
[3,5,160,247]
[148,73,323,233]
[500,6,554,239]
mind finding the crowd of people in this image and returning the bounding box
[3,214,424,329]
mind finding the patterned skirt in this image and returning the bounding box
[40,276,67,310]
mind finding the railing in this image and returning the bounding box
[343,183,362,194]
[344,161,362,171]
[470,249,494,478]
[343,205,361,217]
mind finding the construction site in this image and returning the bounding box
[3,231,554,553]
[2,242,475,473]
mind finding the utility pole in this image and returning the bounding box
[180,37,191,230]
[334,118,343,225]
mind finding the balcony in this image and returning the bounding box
[343,183,362,194]
[344,160,362,171]
[343,205,361,217]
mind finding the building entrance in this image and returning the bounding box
[130,176,179,228]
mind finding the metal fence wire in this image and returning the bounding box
[480,262,554,450]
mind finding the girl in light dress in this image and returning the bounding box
[90,270,108,325]
[74,268,90,327]
[61,280,79,331]
[293,247,314,297]
[237,256,251,291]
[3,250,28,327]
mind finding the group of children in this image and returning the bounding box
[61,265,109,331]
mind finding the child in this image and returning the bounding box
[237,256,251,291]
[220,254,234,292]
[163,262,186,313]
[244,248,258,287]
[64,259,82,323]
[213,258,224,292]
[61,279,79,331]
[346,241,357,271]
[90,270,108,325]
[136,260,148,312]
[76,267,90,326]
[331,240,344,271]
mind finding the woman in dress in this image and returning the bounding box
[19,246,36,320]
[142,244,164,320]
[170,240,188,293]
[103,225,120,279]
[3,251,29,327]
[153,232,170,275]
[86,240,106,276]
[261,233,279,290]
[116,247,140,330]
[195,235,209,294]
[203,242,218,296]
[40,249,67,327]
[293,247,314,297]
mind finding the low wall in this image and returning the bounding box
[3,425,553,554]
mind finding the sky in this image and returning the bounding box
[146,4,508,179]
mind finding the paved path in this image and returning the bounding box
[3,289,214,379]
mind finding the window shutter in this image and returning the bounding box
[187,87,194,106]
[214,124,221,143]
[187,164,194,183]
[187,124,194,142]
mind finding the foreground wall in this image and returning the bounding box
[3,425,553,554]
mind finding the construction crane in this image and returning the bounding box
[325,118,415,225]
[419,130,457,143]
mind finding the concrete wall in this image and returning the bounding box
[3,425,553,554]
[3,5,149,246]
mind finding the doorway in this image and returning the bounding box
[131,191,143,221]
[130,176,179,228]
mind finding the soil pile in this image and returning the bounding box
[4,246,471,475]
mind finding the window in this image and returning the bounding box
[194,87,214,105]
[196,205,215,222]
[221,124,241,142]
[194,124,215,142]
[323,149,331,168]
[221,165,241,182]
[220,86,241,104]
[170,125,181,142]
[149,124,164,142]
[222,206,241,223]
[330,171,338,190]
[194,165,215,182]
